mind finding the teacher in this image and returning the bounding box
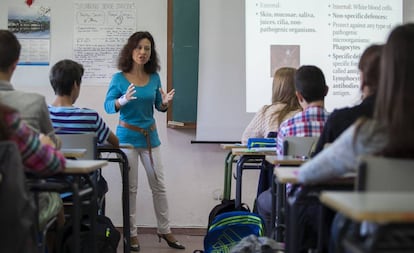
[104,31,184,252]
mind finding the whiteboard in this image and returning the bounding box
[1,0,140,87]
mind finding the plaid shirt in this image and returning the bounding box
[5,110,65,176]
[276,105,329,155]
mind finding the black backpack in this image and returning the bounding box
[58,215,120,253]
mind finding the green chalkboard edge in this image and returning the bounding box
[166,0,197,129]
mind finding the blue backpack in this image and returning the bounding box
[202,211,264,253]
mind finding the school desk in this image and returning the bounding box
[97,145,132,253]
[265,155,308,167]
[220,143,246,200]
[320,191,414,223]
[62,159,108,253]
[270,166,300,243]
[231,147,277,209]
[320,191,414,253]
[272,166,354,252]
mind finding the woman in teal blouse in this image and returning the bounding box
[104,31,183,251]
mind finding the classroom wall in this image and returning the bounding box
[3,0,260,228]
[4,0,414,229]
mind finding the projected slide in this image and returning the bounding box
[246,0,402,112]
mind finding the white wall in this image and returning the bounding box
[3,0,414,229]
[1,0,260,228]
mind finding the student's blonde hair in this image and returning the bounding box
[266,67,301,124]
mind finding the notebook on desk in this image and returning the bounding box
[247,138,276,148]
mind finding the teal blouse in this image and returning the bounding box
[104,72,167,148]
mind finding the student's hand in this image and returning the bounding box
[118,83,137,106]
[39,133,56,148]
[160,88,175,106]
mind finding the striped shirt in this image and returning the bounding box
[5,110,65,176]
[276,105,329,155]
[48,106,111,144]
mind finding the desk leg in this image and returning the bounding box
[275,179,286,243]
[88,174,98,253]
[73,174,98,253]
[317,204,327,253]
[120,157,131,253]
[72,179,80,253]
[235,155,265,210]
[223,152,235,201]
[235,157,245,209]
[98,148,131,253]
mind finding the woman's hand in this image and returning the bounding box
[160,88,175,106]
[118,83,137,106]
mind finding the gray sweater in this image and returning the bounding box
[0,80,57,143]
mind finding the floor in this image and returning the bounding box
[117,229,205,253]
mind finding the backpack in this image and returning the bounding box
[208,199,250,228]
[204,211,265,253]
[58,215,120,253]
[193,200,264,253]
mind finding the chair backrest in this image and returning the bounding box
[58,133,106,212]
[0,141,36,252]
[58,133,98,160]
[283,136,319,157]
[356,155,414,192]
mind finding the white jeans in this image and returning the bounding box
[122,146,171,235]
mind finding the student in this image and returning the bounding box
[104,31,184,251]
[313,44,382,156]
[0,103,65,175]
[48,59,119,147]
[0,30,58,145]
[256,65,329,236]
[0,30,66,252]
[241,67,301,144]
[275,65,329,155]
[297,23,414,252]
[285,45,381,252]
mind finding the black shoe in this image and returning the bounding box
[130,244,140,252]
[157,233,186,249]
[130,236,140,252]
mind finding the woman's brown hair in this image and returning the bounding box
[374,23,414,157]
[117,31,160,74]
[358,44,382,95]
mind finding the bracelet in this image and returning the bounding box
[118,94,129,106]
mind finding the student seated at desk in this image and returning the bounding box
[241,67,301,199]
[241,67,301,145]
[47,59,119,147]
[297,23,414,253]
[312,44,382,156]
[256,65,329,236]
[0,30,59,146]
[0,30,66,252]
[0,102,66,251]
